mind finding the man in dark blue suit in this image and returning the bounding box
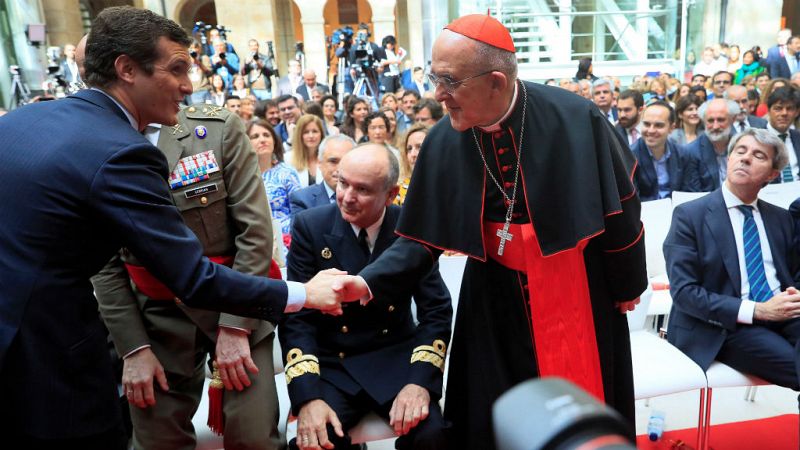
[766,35,800,79]
[631,101,695,200]
[665,129,800,396]
[290,135,356,220]
[280,144,451,450]
[762,86,800,183]
[684,98,737,191]
[726,84,767,133]
[0,7,356,448]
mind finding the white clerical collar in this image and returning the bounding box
[478,82,519,132]
[349,208,386,251]
[91,87,139,130]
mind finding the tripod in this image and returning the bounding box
[9,70,30,109]
[352,68,379,110]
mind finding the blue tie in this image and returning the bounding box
[778,134,794,182]
[737,205,772,302]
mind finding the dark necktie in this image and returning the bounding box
[357,228,370,257]
[737,205,771,302]
[778,133,794,182]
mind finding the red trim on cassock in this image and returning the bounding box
[604,222,644,254]
[484,221,606,402]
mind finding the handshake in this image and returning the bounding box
[302,269,370,315]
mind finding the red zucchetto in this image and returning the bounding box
[444,13,516,53]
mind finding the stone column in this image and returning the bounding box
[291,0,328,81]
[40,0,84,47]
[367,0,397,45]
[405,0,424,66]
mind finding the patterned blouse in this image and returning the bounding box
[262,162,301,237]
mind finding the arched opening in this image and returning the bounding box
[176,0,218,32]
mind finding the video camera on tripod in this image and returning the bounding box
[43,46,69,97]
[352,32,379,78]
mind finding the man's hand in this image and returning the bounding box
[615,297,641,314]
[296,399,344,450]
[332,274,371,306]
[389,384,430,436]
[754,287,800,322]
[215,327,259,391]
[123,347,169,409]
[304,269,369,315]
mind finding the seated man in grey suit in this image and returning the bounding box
[665,128,800,401]
[289,135,356,220]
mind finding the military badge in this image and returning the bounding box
[321,248,332,259]
[194,126,207,139]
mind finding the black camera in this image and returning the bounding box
[252,52,259,61]
[218,52,226,60]
[493,378,636,450]
[190,50,198,59]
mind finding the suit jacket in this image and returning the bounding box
[0,89,288,438]
[684,133,727,192]
[747,115,768,129]
[631,139,693,201]
[664,190,799,370]
[295,83,329,101]
[93,105,274,377]
[791,198,800,256]
[289,181,333,221]
[277,75,302,97]
[763,128,800,184]
[766,50,793,79]
[279,204,452,415]
[59,59,80,84]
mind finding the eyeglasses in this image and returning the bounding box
[426,70,495,94]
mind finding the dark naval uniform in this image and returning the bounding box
[279,204,452,449]
[93,104,282,450]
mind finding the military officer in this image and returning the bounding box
[279,144,452,450]
[93,104,283,450]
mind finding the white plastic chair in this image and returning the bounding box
[628,286,708,449]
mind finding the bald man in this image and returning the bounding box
[296,69,329,102]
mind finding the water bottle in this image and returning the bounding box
[647,410,665,441]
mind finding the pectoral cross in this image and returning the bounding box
[496,221,513,256]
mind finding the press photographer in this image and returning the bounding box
[210,38,240,88]
[347,23,386,100]
[242,39,277,100]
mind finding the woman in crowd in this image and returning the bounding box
[362,111,397,156]
[726,44,742,73]
[671,82,692,105]
[395,123,429,205]
[380,92,399,113]
[734,50,765,85]
[231,74,249,98]
[649,78,667,101]
[574,57,597,82]
[247,119,300,249]
[239,95,256,121]
[756,78,789,117]
[689,85,707,103]
[669,94,704,145]
[378,106,398,147]
[320,94,341,135]
[210,74,227,107]
[340,97,370,142]
[289,114,324,187]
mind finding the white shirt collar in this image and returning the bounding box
[323,182,336,201]
[478,82,519,132]
[91,87,139,130]
[349,207,386,250]
[722,182,759,213]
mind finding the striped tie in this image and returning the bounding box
[778,133,794,182]
[737,205,772,302]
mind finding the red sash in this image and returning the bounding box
[125,255,282,300]
[484,221,605,402]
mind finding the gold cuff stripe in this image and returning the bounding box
[410,339,447,372]
[284,348,320,384]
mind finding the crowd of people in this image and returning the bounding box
[2,7,800,450]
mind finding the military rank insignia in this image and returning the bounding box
[194,126,207,139]
[169,150,220,189]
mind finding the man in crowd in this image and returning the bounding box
[615,89,644,147]
[278,59,303,97]
[413,98,444,126]
[686,98,737,191]
[592,78,617,123]
[396,89,420,133]
[60,43,81,84]
[224,95,242,115]
[242,39,275,101]
[631,101,694,200]
[275,94,302,144]
[411,66,430,96]
[296,69,329,102]
[344,14,646,450]
[694,46,725,77]
[664,129,799,404]
[264,99,281,127]
[756,72,771,95]
[290,135,356,220]
[727,84,767,133]
[0,7,356,447]
[767,34,800,79]
[709,70,733,100]
[691,73,707,87]
[281,144,451,450]
[762,87,800,183]
[211,38,240,87]
[93,104,283,449]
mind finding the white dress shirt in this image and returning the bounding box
[722,185,780,324]
[767,123,798,181]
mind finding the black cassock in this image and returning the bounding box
[360,81,647,449]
